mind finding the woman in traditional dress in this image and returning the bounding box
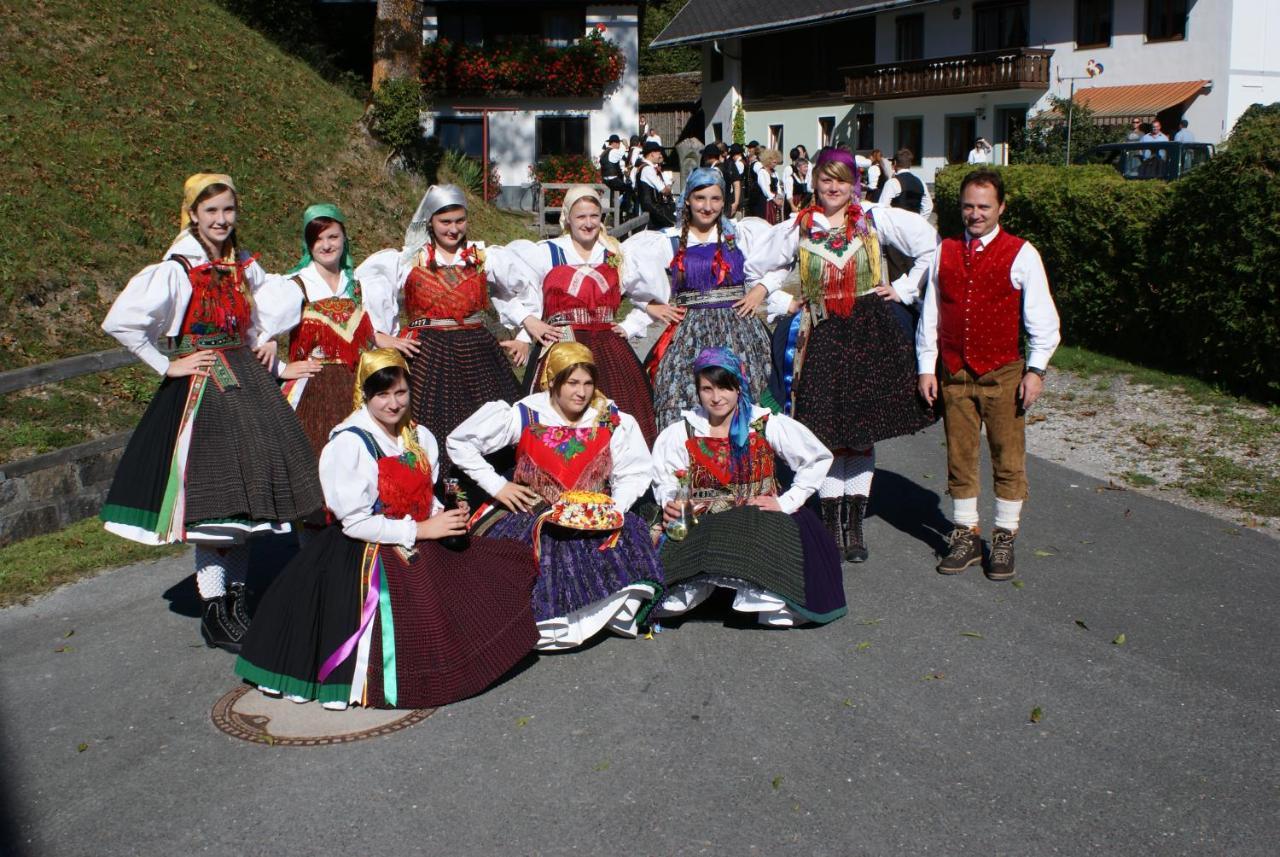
[499,185,658,446]
[622,166,785,431]
[235,349,538,710]
[354,185,532,484]
[650,347,845,627]
[99,173,323,652]
[751,148,938,562]
[446,342,663,651]
[273,203,379,456]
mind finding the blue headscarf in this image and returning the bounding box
[693,346,753,475]
[677,167,737,240]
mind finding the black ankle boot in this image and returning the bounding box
[820,498,843,548]
[842,495,869,563]
[201,596,245,654]
[226,582,252,634]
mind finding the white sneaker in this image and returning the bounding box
[321,700,349,711]
[285,694,310,704]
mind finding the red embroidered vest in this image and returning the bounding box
[936,230,1026,376]
[683,416,777,514]
[175,255,257,345]
[287,280,377,366]
[513,403,619,503]
[542,244,621,328]
[403,247,490,324]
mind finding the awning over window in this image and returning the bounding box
[1073,80,1208,120]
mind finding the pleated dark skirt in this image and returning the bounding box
[235,525,539,709]
[521,329,658,446]
[480,510,664,624]
[294,363,357,458]
[648,307,773,432]
[100,347,323,543]
[659,506,846,624]
[792,296,936,450]
[409,327,521,480]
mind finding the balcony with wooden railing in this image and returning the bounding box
[843,48,1053,101]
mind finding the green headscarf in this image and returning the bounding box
[288,203,355,296]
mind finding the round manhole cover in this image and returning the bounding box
[212,685,436,747]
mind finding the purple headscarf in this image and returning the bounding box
[812,146,868,235]
[693,347,753,474]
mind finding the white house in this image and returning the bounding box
[653,0,1280,183]
[420,1,640,209]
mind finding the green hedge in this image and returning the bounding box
[933,103,1280,400]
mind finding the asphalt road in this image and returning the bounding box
[2,420,1278,857]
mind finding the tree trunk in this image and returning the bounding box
[372,0,422,90]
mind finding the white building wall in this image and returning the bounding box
[421,4,639,208]
[701,39,743,142]
[1225,0,1280,137]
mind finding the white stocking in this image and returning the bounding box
[194,546,226,600]
[818,454,847,499]
[843,448,874,497]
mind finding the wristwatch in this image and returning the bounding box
[1026,366,1046,378]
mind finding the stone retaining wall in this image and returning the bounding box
[0,433,129,544]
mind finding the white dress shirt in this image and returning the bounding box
[916,225,1061,373]
[320,407,444,549]
[874,169,935,220]
[446,392,652,512]
[102,233,301,375]
[353,240,537,336]
[650,404,832,515]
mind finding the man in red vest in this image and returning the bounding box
[916,170,1060,580]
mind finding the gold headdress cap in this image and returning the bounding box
[538,341,607,414]
[353,348,411,411]
[179,173,236,234]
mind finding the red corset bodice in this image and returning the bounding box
[513,404,619,503]
[403,250,490,323]
[541,245,621,325]
[377,452,435,523]
[683,416,778,511]
[288,281,377,366]
[176,255,257,341]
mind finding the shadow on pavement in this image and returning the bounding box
[161,532,301,619]
[0,719,30,857]
[868,467,950,556]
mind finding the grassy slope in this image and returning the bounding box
[0,0,529,463]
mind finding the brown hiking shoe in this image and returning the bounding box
[937,526,982,575]
[986,527,1017,580]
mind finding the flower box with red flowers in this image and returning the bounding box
[421,30,625,98]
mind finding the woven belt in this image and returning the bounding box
[674,286,744,308]
[547,308,615,327]
[173,332,244,354]
[408,312,487,331]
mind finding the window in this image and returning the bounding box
[895,117,922,161]
[856,114,875,151]
[709,45,724,82]
[896,14,924,61]
[1075,0,1112,47]
[437,5,584,47]
[945,115,977,164]
[712,121,724,142]
[995,105,1028,156]
[974,0,1029,52]
[742,19,874,100]
[537,116,588,158]
[818,116,835,147]
[435,118,483,158]
[1146,0,1187,41]
[769,124,784,152]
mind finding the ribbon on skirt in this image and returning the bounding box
[779,312,802,416]
[644,321,679,384]
[317,543,398,706]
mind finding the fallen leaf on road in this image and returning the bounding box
[855,641,872,651]
[1112,633,1127,646]
[262,734,276,747]
[515,716,532,728]
[63,630,75,638]
[1028,413,1047,424]
[857,618,882,626]
[1034,549,1054,557]
[1029,707,1043,724]
[922,473,934,479]
[1011,581,1025,589]
[959,631,984,639]
[1074,619,1089,630]
[594,760,610,772]
[1096,480,1127,492]
[842,698,854,707]
[922,672,945,681]
[53,645,73,653]
[76,742,88,753]
[1123,509,1132,519]
[771,775,784,791]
